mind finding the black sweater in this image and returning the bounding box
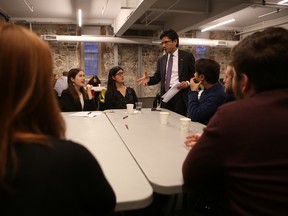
[1,139,116,216]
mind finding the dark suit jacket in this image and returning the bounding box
[148,49,195,107]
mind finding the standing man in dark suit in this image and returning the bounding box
[138,29,195,116]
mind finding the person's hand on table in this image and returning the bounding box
[184,133,202,147]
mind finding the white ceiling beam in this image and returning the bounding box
[114,0,158,36]
[121,0,142,9]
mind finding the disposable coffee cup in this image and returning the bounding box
[126,104,134,114]
[180,117,191,132]
[159,112,170,125]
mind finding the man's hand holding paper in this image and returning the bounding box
[162,82,180,103]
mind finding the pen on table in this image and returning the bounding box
[123,115,128,119]
[87,112,92,115]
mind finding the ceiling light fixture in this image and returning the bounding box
[258,8,281,18]
[278,0,288,4]
[78,9,82,27]
[201,18,236,32]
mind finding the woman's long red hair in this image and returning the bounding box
[0,22,66,189]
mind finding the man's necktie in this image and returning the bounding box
[165,54,173,92]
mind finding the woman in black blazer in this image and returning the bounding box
[61,68,97,112]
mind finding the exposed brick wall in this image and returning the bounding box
[31,24,81,75]
[25,23,237,97]
[141,45,162,97]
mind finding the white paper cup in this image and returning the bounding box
[180,117,191,132]
[159,112,170,125]
[126,104,134,114]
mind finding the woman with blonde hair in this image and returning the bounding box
[0,22,115,215]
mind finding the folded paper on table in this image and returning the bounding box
[162,82,180,103]
[70,111,102,117]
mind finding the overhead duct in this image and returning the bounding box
[41,35,239,47]
[41,35,153,45]
[42,35,57,41]
[153,38,238,48]
[181,38,238,47]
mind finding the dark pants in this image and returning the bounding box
[161,91,187,117]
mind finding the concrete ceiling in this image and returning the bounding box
[1,0,288,36]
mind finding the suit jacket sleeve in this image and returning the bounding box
[178,50,195,82]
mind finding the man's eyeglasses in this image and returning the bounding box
[161,40,172,45]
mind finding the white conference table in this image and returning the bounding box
[105,108,206,195]
[61,112,153,212]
